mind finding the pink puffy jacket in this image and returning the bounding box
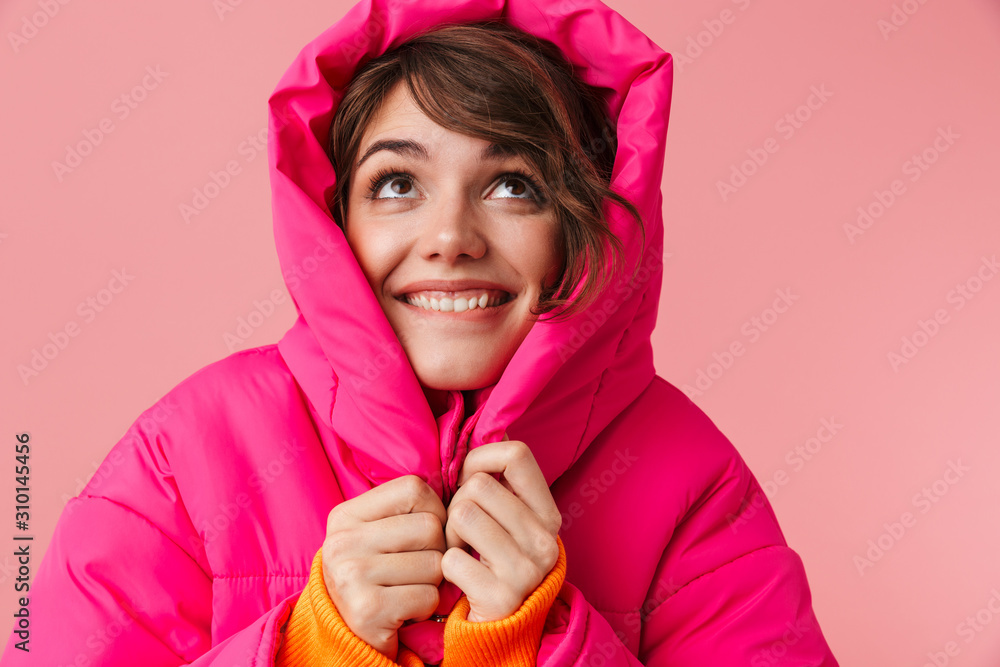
[2,0,840,664]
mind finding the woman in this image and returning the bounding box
[2,0,839,665]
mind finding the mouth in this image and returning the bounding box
[394,288,516,313]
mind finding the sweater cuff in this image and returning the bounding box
[441,536,567,667]
[276,548,425,667]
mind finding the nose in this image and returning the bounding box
[414,189,487,263]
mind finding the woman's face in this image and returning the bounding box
[344,82,564,391]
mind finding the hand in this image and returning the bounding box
[441,435,562,622]
[321,475,448,660]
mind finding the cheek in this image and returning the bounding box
[533,222,564,286]
[499,214,561,278]
[344,221,392,293]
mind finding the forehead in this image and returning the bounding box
[356,82,534,164]
[360,82,451,148]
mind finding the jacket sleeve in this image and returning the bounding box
[0,495,295,666]
[532,477,839,665]
[633,470,840,665]
[0,400,296,666]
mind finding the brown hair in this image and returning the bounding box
[327,20,645,322]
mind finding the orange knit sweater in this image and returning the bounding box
[276,536,567,666]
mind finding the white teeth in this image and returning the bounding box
[402,292,509,312]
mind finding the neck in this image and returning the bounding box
[423,387,451,419]
[422,385,495,421]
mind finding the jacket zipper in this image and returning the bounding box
[440,390,485,504]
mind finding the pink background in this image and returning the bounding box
[3,0,1000,663]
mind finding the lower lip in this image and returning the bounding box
[395,296,516,320]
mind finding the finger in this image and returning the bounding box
[440,545,497,604]
[441,546,526,622]
[324,550,442,594]
[448,472,554,567]
[365,551,443,587]
[499,432,514,493]
[325,511,445,566]
[444,496,527,582]
[380,583,441,625]
[328,475,447,530]
[340,584,439,633]
[456,441,561,534]
[357,511,447,554]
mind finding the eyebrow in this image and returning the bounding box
[355,139,522,169]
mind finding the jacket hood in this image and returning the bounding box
[271,0,672,500]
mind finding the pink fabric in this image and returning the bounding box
[2,0,839,664]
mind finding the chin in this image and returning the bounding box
[413,359,504,392]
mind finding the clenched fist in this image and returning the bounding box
[321,475,448,660]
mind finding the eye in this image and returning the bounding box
[490,172,545,202]
[366,169,418,200]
